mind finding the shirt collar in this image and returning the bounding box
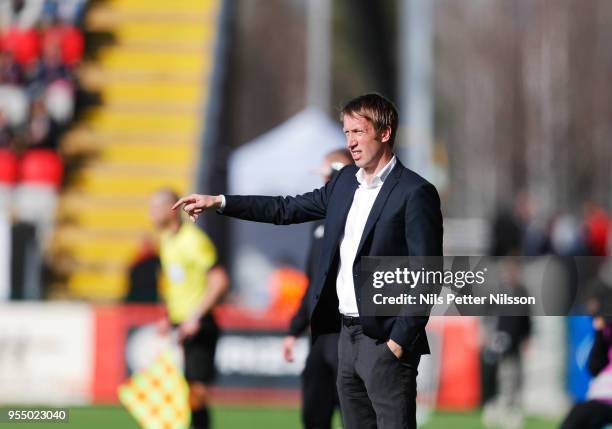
[356,155,397,188]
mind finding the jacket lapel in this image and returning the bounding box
[354,161,402,260]
[320,174,358,274]
[328,176,359,252]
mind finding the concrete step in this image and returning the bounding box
[68,269,128,300]
[60,134,196,159]
[67,170,191,197]
[88,142,193,166]
[78,63,203,87]
[52,228,148,264]
[57,202,154,231]
[86,3,216,27]
[104,0,216,10]
[91,19,213,41]
[96,47,208,73]
[62,126,196,146]
[81,108,200,134]
[94,81,205,106]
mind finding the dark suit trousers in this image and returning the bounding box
[302,333,340,429]
[337,323,420,429]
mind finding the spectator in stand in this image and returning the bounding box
[32,30,72,85]
[0,50,23,84]
[41,0,88,26]
[0,0,84,153]
[0,0,45,31]
[0,0,87,296]
[0,84,28,132]
[489,191,550,258]
[583,201,610,257]
[42,22,83,67]
[0,111,14,148]
[489,202,523,257]
[0,51,28,134]
[26,93,60,149]
[29,25,77,125]
[550,213,588,257]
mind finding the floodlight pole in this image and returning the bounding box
[398,0,434,181]
[306,0,331,113]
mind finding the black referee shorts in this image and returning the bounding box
[181,314,220,385]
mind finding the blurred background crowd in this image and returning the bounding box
[0,0,85,152]
[1,0,612,428]
[0,0,86,299]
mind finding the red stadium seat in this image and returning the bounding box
[0,149,18,184]
[60,26,84,66]
[18,149,63,188]
[2,27,41,66]
[42,25,84,66]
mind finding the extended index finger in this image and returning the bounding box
[171,195,194,211]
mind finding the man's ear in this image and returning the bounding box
[379,126,392,143]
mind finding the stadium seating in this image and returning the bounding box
[19,148,63,187]
[2,27,41,65]
[52,0,223,299]
[11,149,63,247]
[0,149,18,213]
[0,149,18,184]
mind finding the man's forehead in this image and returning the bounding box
[342,112,371,128]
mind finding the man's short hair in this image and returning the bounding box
[340,93,399,147]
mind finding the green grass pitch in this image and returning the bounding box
[0,405,559,429]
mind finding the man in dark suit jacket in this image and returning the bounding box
[173,93,444,429]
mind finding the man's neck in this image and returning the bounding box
[362,151,394,185]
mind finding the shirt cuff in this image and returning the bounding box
[218,195,226,212]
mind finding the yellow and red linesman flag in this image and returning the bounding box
[118,351,190,429]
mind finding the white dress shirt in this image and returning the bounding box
[337,156,396,316]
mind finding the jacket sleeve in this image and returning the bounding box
[220,168,345,225]
[390,183,444,351]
